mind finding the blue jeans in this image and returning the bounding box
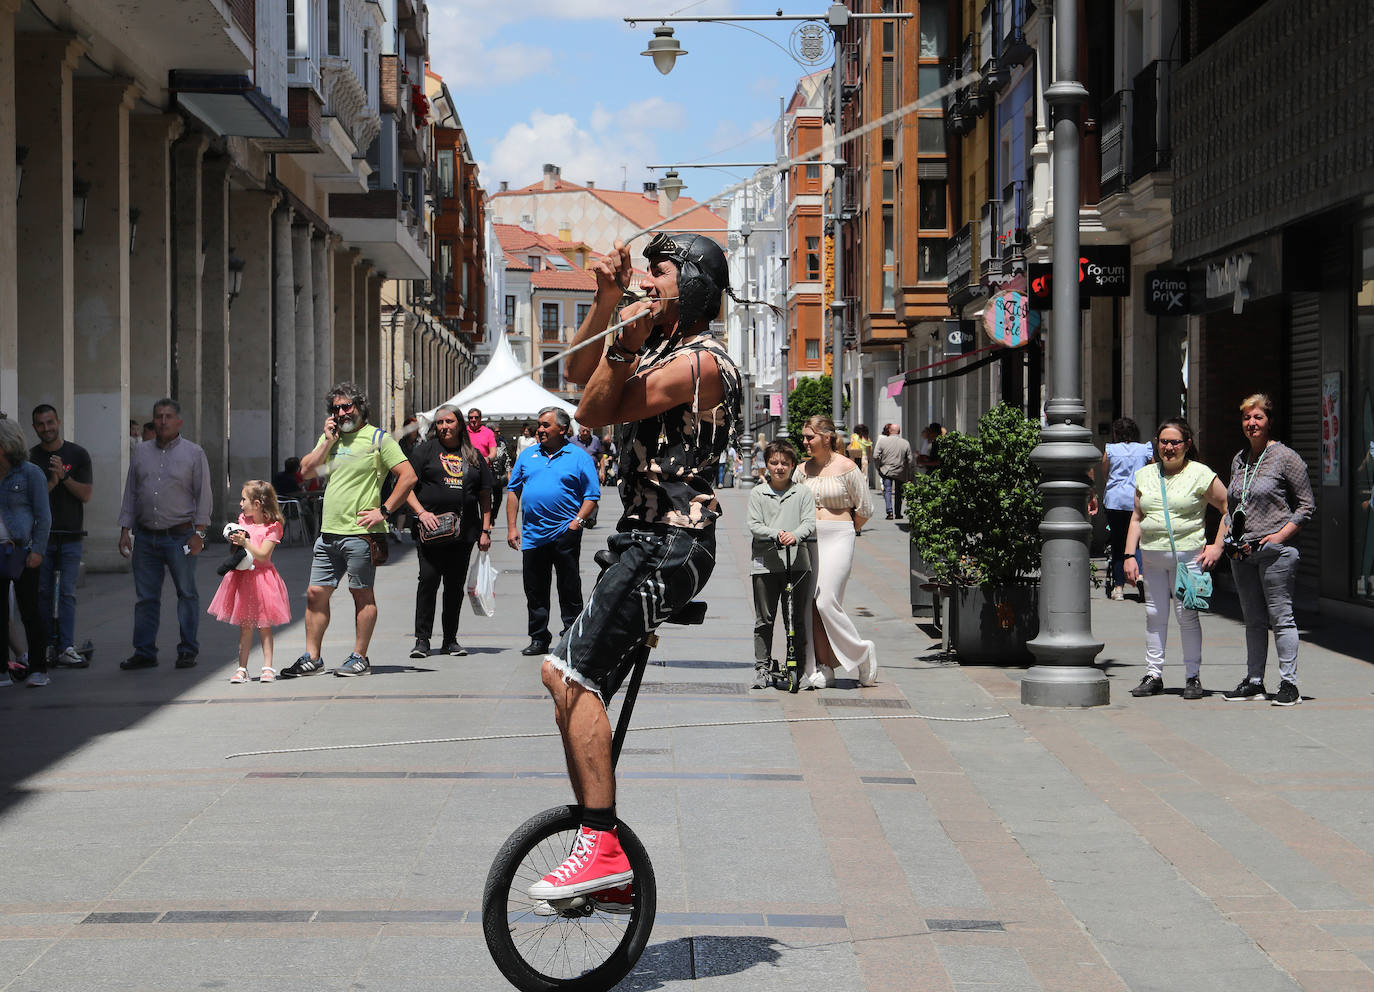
[38,537,82,651]
[881,475,900,516]
[132,529,200,659]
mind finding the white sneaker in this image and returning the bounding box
[807,667,836,690]
[27,672,51,687]
[858,647,879,687]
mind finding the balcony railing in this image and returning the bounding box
[979,2,1008,95]
[998,180,1028,271]
[1001,0,1033,67]
[1131,60,1173,180]
[1099,88,1129,198]
[1099,60,1175,200]
[946,222,973,300]
[942,60,975,136]
[979,200,1000,278]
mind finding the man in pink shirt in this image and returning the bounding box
[466,408,497,458]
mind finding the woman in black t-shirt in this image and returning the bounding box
[403,406,495,658]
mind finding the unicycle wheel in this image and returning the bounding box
[482,805,657,992]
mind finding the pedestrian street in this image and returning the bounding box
[2,485,1374,991]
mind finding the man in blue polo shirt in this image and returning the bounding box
[506,406,600,656]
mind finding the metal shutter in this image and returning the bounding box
[1287,292,1321,598]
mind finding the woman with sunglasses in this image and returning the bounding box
[1122,418,1228,700]
[1219,393,1315,706]
[794,415,877,689]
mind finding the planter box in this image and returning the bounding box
[951,583,1039,665]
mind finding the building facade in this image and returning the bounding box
[1,0,476,568]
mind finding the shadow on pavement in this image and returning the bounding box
[620,935,786,987]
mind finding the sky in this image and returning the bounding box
[426,0,832,207]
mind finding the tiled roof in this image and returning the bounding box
[530,268,596,291]
[586,188,726,237]
[504,257,533,272]
[498,178,588,195]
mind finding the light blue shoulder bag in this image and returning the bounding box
[1159,465,1212,610]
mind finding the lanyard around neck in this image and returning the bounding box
[1240,444,1269,508]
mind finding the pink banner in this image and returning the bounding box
[886,374,904,399]
[768,393,783,415]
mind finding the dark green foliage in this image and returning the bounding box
[787,376,848,429]
[904,403,1043,587]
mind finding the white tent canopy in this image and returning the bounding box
[416,330,577,437]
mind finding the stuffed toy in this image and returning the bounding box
[215,522,256,576]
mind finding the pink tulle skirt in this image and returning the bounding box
[207,563,292,628]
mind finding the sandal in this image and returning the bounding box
[260,667,276,683]
[230,667,248,684]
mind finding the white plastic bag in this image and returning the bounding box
[466,549,498,618]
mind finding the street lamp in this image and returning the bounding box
[1019,0,1108,707]
[641,25,686,75]
[658,169,685,203]
[227,249,245,307]
[72,177,90,235]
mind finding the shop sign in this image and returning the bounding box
[943,318,974,358]
[983,280,1041,347]
[1205,252,1253,315]
[1322,371,1341,486]
[1144,269,1193,316]
[1028,246,1131,309]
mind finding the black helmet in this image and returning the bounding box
[644,231,730,331]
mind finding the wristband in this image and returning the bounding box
[606,341,637,364]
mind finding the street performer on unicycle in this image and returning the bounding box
[528,232,743,905]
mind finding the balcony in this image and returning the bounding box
[979,2,1008,96]
[1099,89,1130,199]
[1131,60,1173,180]
[961,33,988,116]
[979,200,1000,279]
[841,40,860,94]
[998,180,1029,272]
[942,60,975,136]
[329,188,429,279]
[946,222,975,305]
[1001,0,1033,67]
[398,0,429,58]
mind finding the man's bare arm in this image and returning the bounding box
[565,240,633,385]
[576,352,725,430]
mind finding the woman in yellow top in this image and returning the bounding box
[794,415,878,689]
[1122,418,1228,700]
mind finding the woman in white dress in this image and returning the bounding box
[794,415,878,689]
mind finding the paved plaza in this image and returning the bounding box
[1,485,1373,991]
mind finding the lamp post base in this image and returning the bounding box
[1021,664,1109,707]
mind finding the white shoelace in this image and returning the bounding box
[546,830,597,883]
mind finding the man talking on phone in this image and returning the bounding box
[282,382,416,678]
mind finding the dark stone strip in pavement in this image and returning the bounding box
[860,775,918,785]
[822,697,912,709]
[243,769,806,783]
[78,907,849,928]
[925,919,1005,932]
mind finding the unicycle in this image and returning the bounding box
[482,550,708,992]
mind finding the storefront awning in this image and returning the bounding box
[170,71,288,138]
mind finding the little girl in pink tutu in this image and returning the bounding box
[208,480,292,683]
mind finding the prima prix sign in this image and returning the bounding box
[1143,269,1193,316]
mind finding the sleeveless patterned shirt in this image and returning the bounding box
[616,327,742,530]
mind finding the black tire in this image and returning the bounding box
[482,805,657,992]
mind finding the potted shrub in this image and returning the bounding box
[904,403,1043,663]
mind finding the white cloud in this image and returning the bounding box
[479,99,689,192]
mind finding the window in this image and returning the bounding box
[805,164,820,181]
[919,180,947,229]
[438,241,453,292]
[882,169,894,201]
[918,239,947,281]
[576,303,592,327]
[528,255,541,271]
[541,351,561,390]
[920,4,947,58]
[805,339,820,362]
[918,65,943,100]
[540,302,560,341]
[286,0,296,52]
[806,237,821,281]
[504,295,516,333]
[437,151,455,199]
[327,0,340,56]
[918,118,946,154]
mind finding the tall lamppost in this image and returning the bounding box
[627,4,912,431]
[1020,0,1108,707]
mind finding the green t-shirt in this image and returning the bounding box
[1135,459,1217,551]
[318,424,407,535]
